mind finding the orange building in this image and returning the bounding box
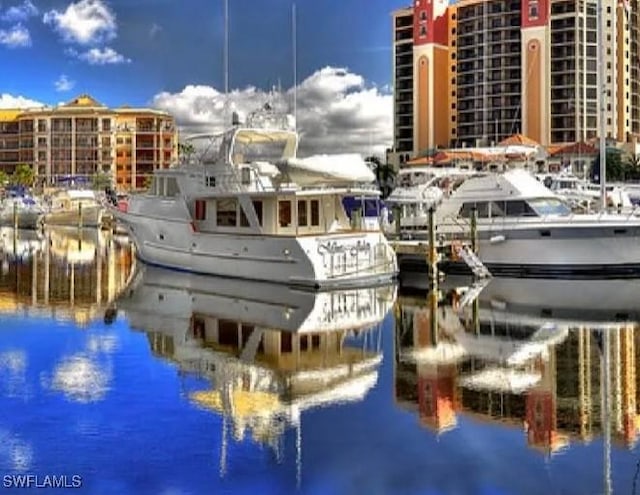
[0,94,177,191]
[390,0,636,167]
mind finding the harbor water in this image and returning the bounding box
[0,227,638,494]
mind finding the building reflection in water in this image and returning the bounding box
[395,277,640,461]
[116,265,397,483]
[0,226,135,326]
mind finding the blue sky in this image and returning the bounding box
[0,0,408,155]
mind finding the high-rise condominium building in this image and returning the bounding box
[391,0,636,166]
[0,94,177,191]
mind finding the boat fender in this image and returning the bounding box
[450,240,462,261]
[489,235,506,244]
[451,290,461,311]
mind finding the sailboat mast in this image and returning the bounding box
[597,0,607,209]
[292,2,297,131]
[223,0,229,126]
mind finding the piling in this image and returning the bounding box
[78,202,83,229]
[13,201,17,230]
[428,207,438,288]
[470,206,478,254]
[393,205,401,237]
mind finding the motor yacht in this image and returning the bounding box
[402,169,640,277]
[113,104,398,288]
[43,189,105,228]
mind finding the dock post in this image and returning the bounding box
[470,206,478,254]
[78,202,83,229]
[428,207,438,288]
[13,201,18,229]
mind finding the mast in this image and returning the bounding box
[597,0,607,210]
[292,2,297,131]
[223,0,230,126]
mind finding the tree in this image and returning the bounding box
[0,170,8,187]
[91,171,113,190]
[590,148,625,182]
[366,155,396,199]
[178,141,195,163]
[11,164,35,188]
[624,153,640,181]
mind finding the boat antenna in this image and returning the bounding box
[223,0,229,127]
[597,0,606,210]
[292,2,297,131]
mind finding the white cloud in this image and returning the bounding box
[54,74,75,92]
[1,0,38,22]
[0,23,30,47]
[152,67,392,157]
[67,46,130,65]
[43,0,116,45]
[0,93,43,109]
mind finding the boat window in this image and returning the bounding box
[527,198,572,216]
[310,199,320,226]
[165,177,179,196]
[239,200,263,227]
[279,200,292,227]
[298,200,308,226]
[216,199,237,227]
[459,201,489,218]
[505,200,537,217]
[194,200,206,220]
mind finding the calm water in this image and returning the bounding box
[0,227,638,495]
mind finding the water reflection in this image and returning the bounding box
[396,277,640,493]
[0,227,135,325]
[116,265,397,482]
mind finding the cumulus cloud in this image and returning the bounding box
[0,93,43,108]
[54,74,75,92]
[67,46,130,65]
[1,0,38,22]
[0,23,30,47]
[43,0,116,45]
[152,67,392,157]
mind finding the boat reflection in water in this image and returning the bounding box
[116,265,397,480]
[395,276,640,492]
[0,226,135,326]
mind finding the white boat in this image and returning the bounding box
[400,169,640,277]
[116,264,396,456]
[544,173,633,213]
[43,189,104,228]
[112,103,398,289]
[0,190,45,229]
[385,167,476,232]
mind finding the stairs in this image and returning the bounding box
[453,243,492,279]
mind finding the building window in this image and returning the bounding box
[102,119,111,131]
[529,1,538,19]
[419,25,427,36]
[279,200,292,227]
[420,11,427,21]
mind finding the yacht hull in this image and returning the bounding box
[117,212,397,289]
[43,205,103,228]
[399,223,640,279]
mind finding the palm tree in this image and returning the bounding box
[11,164,35,188]
[366,155,396,199]
[178,141,196,163]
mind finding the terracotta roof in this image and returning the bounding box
[549,142,598,156]
[498,133,540,147]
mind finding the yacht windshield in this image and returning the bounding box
[527,198,571,216]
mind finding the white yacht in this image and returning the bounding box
[404,169,640,277]
[113,104,397,289]
[544,173,633,213]
[0,189,45,229]
[43,189,105,228]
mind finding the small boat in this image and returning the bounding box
[43,189,104,228]
[0,187,45,229]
